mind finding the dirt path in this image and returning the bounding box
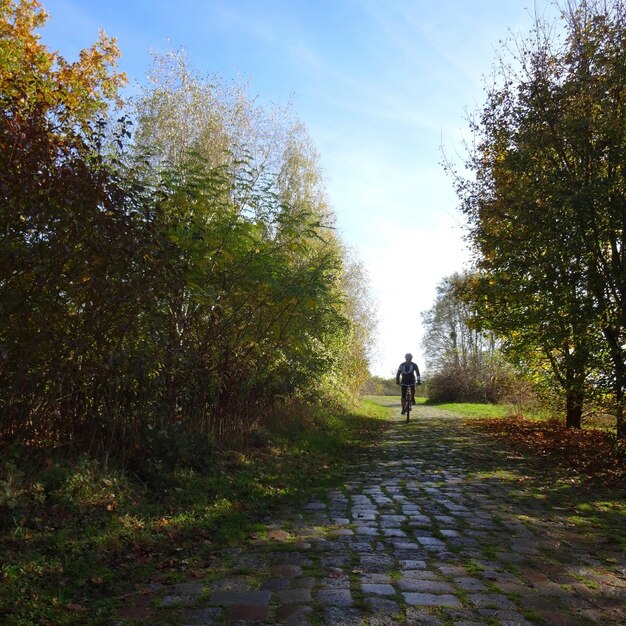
[117,403,626,625]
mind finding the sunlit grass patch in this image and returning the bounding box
[424,401,510,418]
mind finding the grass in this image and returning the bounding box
[0,399,391,625]
[424,401,510,418]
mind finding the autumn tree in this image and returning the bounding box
[454,0,626,435]
[129,52,375,418]
[421,273,513,402]
[1,3,377,460]
[0,0,133,447]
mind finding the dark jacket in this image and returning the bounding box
[396,361,420,385]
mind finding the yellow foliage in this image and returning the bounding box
[0,0,126,129]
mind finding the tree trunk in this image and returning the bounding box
[563,359,585,429]
[614,386,625,439]
[616,402,625,439]
[565,387,583,429]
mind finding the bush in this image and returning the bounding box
[427,361,525,404]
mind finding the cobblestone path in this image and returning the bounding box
[129,403,626,625]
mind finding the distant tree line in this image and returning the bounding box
[438,0,626,437]
[0,0,375,464]
[363,376,402,396]
[421,273,519,405]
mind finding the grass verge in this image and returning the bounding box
[0,400,391,625]
[423,401,510,418]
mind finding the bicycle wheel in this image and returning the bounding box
[404,392,411,422]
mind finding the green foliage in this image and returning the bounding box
[362,376,399,396]
[0,6,377,460]
[452,0,626,435]
[0,5,382,624]
[421,273,527,404]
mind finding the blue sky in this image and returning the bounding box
[41,0,555,376]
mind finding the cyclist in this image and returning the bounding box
[396,353,421,415]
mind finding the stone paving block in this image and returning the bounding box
[353,512,377,521]
[468,592,516,609]
[375,498,395,506]
[392,541,422,551]
[496,550,526,563]
[365,597,400,614]
[416,536,447,550]
[511,541,541,555]
[437,564,467,576]
[327,528,354,537]
[400,569,442,581]
[403,592,462,607]
[361,583,396,595]
[228,603,270,621]
[322,607,363,625]
[320,576,351,589]
[277,588,312,604]
[383,528,407,537]
[160,594,197,608]
[317,588,353,606]
[271,564,303,577]
[208,578,253,592]
[209,590,272,606]
[303,501,326,510]
[402,505,422,513]
[261,577,290,591]
[453,577,488,591]
[359,555,395,572]
[398,579,455,593]
[407,515,432,526]
[182,606,223,625]
[275,552,313,567]
[361,572,392,584]
[171,582,206,595]
[405,606,444,625]
[399,559,427,570]
[320,555,351,568]
[275,604,313,623]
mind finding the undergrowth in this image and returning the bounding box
[0,400,390,625]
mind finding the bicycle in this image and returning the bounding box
[400,383,414,422]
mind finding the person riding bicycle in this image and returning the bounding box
[396,353,421,415]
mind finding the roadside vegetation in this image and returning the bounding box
[2,0,625,623]
[0,401,390,625]
[440,0,626,437]
[0,2,382,623]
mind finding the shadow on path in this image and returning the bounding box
[116,403,626,626]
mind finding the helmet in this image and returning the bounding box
[405,353,413,359]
